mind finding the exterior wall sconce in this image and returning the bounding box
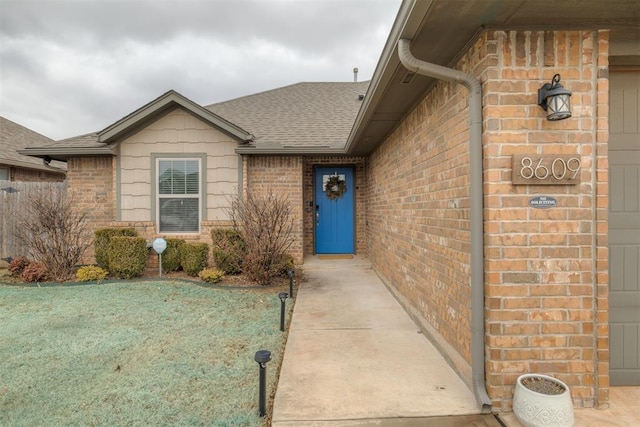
[538,74,572,121]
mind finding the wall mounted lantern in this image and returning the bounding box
[538,74,572,121]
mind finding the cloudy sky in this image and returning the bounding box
[0,0,402,140]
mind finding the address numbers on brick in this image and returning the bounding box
[512,154,581,185]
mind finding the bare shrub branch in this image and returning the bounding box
[230,191,294,285]
[12,187,92,281]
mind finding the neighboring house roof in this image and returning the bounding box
[206,81,369,154]
[19,90,255,162]
[346,0,640,155]
[0,116,66,173]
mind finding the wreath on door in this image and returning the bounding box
[325,175,347,200]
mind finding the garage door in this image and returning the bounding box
[609,70,640,386]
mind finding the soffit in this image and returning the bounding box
[348,0,640,155]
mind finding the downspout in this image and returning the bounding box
[398,38,491,412]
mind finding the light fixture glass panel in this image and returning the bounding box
[546,94,571,121]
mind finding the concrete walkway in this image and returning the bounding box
[271,256,484,426]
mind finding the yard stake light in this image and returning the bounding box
[254,350,271,417]
[152,238,167,277]
[279,292,288,332]
[287,269,294,298]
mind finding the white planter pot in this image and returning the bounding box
[513,374,575,427]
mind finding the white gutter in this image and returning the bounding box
[398,38,491,412]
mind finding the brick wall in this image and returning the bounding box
[483,30,609,410]
[10,166,65,182]
[366,60,475,384]
[303,156,367,257]
[366,29,609,410]
[244,155,304,263]
[66,157,116,263]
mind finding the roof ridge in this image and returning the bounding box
[205,81,369,109]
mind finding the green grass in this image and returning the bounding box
[0,281,291,426]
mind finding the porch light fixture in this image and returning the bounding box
[538,74,572,121]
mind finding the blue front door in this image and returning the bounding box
[315,167,355,254]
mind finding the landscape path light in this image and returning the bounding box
[152,238,167,277]
[254,350,271,417]
[279,292,288,332]
[287,269,294,298]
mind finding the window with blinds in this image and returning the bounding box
[157,159,200,233]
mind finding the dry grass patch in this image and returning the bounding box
[0,280,292,426]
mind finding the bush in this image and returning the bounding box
[9,257,30,277]
[161,239,185,273]
[229,191,294,285]
[211,229,245,274]
[76,265,108,282]
[22,262,48,282]
[275,253,295,276]
[11,188,92,282]
[108,236,147,279]
[198,268,225,284]
[94,228,137,270]
[180,243,209,277]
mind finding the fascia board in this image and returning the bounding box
[98,91,254,143]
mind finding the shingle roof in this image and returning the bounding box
[206,81,369,151]
[0,116,66,172]
[18,81,370,159]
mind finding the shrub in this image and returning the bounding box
[229,191,294,285]
[8,257,30,277]
[94,228,137,270]
[180,243,209,277]
[161,239,185,273]
[211,229,245,274]
[22,262,48,283]
[76,265,108,282]
[275,253,296,276]
[198,268,225,284]
[12,188,92,282]
[108,236,147,279]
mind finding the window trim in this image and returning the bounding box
[152,154,206,234]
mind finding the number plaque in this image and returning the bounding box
[512,154,581,185]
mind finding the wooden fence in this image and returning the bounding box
[0,180,67,259]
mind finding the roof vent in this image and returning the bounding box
[358,94,365,101]
[353,67,359,82]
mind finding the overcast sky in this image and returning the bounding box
[0,0,402,140]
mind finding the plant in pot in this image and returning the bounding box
[513,374,574,427]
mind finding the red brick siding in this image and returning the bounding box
[366,63,475,382]
[9,166,65,182]
[366,29,609,410]
[483,30,608,410]
[244,155,304,264]
[66,157,116,263]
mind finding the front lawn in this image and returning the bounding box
[0,280,291,426]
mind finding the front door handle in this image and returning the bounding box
[315,205,320,225]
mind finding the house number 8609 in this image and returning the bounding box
[512,154,581,185]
